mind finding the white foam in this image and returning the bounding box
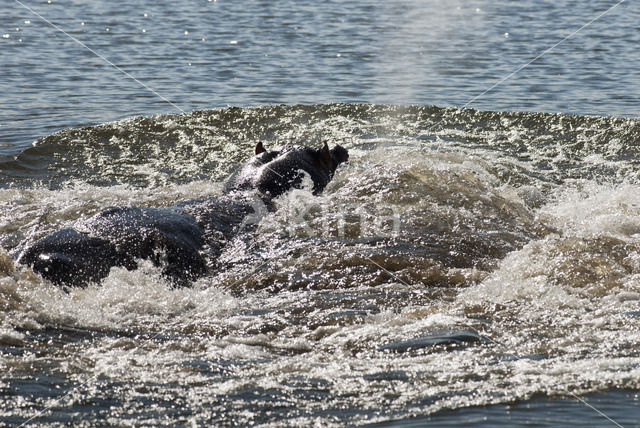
[539,181,640,240]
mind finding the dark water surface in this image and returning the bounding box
[2,1,640,427]
[1,0,639,154]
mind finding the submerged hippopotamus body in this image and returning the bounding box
[17,142,348,287]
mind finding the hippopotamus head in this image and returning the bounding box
[224,142,349,199]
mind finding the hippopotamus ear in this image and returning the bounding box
[255,141,266,155]
[319,141,331,163]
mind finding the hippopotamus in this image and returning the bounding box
[17,142,349,287]
[225,141,349,198]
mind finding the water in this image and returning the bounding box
[2,0,639,153]
[2,1,640,427]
